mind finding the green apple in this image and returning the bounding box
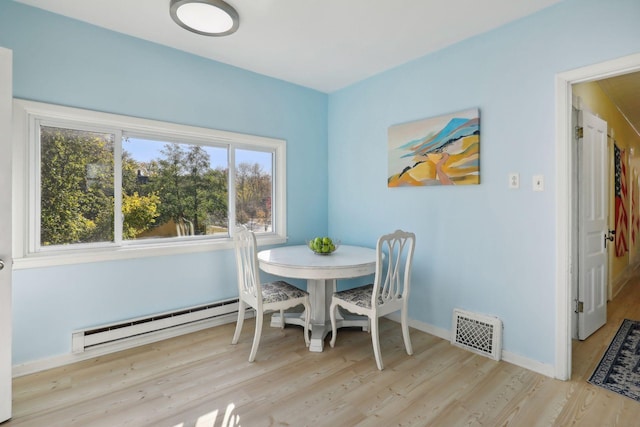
[310,236,337,253]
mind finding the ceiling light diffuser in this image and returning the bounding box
[170,0,239,37]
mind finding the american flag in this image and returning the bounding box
[632,170,640,247]
[614,144,628,257]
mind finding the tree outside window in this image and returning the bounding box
[39,129,274,247]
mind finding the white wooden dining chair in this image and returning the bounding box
[329,229,416,370]
[232,225,311,362]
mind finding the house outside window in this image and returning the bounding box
[12,100,287,267]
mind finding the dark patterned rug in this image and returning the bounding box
[589,319,640,401]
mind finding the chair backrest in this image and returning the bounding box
[372,230,416,311]
[234,225,262,307]
[176,218,194,237]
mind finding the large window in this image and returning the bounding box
[13,100,286,267]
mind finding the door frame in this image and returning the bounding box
[0,46,12,423]
[556,52,640,380]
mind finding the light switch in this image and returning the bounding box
[509,173,519,189]
[533,175,544,191]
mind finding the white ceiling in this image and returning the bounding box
[14,0,564,93]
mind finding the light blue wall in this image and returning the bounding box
[4,0,640,369]
[0,1,328,364]
[328,0,640,365]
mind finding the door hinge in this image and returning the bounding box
[576,300,584,313]
[575,126,584,139]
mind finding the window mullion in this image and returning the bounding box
[228,146,236,235]
[274,144,286,236]
[30,117,42,254]
[114,130,123,244]
[271,148,278,234]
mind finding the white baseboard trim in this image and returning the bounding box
[385,312,449,341]
[13,311,250,378]
[611,256,640,299]
[15,310,554,379]
[385,313,555,378]
[501,350,555,378]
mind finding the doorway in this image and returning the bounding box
[557,53,640,380]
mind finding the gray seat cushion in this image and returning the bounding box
[262,280,308,303]
[333,284,381,309]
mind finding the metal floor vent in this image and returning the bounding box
[451,308,502,361]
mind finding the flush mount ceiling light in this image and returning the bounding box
[170,0,239,37]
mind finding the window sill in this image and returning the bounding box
[12,234,287,270]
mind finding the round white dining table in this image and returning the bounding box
[257,244,377,352]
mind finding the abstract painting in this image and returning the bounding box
[388,108,480,187]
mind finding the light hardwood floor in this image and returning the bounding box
[6,279,640,427]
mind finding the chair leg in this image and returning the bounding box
[231,299,245,345]
[303,300,311,347]
[329,300,338,348]
[401,307,413,355]
[371,316,383,370]
[279,309,285,328]
[248,310,263,363]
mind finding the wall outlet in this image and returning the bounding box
[509,173,519,189]
[533,175,544,191]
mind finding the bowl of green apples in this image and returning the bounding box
[307,236,339,255]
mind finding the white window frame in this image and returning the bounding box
[12,99,287,269]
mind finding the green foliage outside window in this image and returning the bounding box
[124,142,230,238]
[40,126,114,246]
[40,127,272,247]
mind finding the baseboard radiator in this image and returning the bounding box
[72,298,252,353]
[451,308,503,361]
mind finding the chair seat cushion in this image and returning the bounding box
[334,284,379,309]
[262,280,308,303]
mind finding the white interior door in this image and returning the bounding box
[0,46,13,422]
[577,109,608,340]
